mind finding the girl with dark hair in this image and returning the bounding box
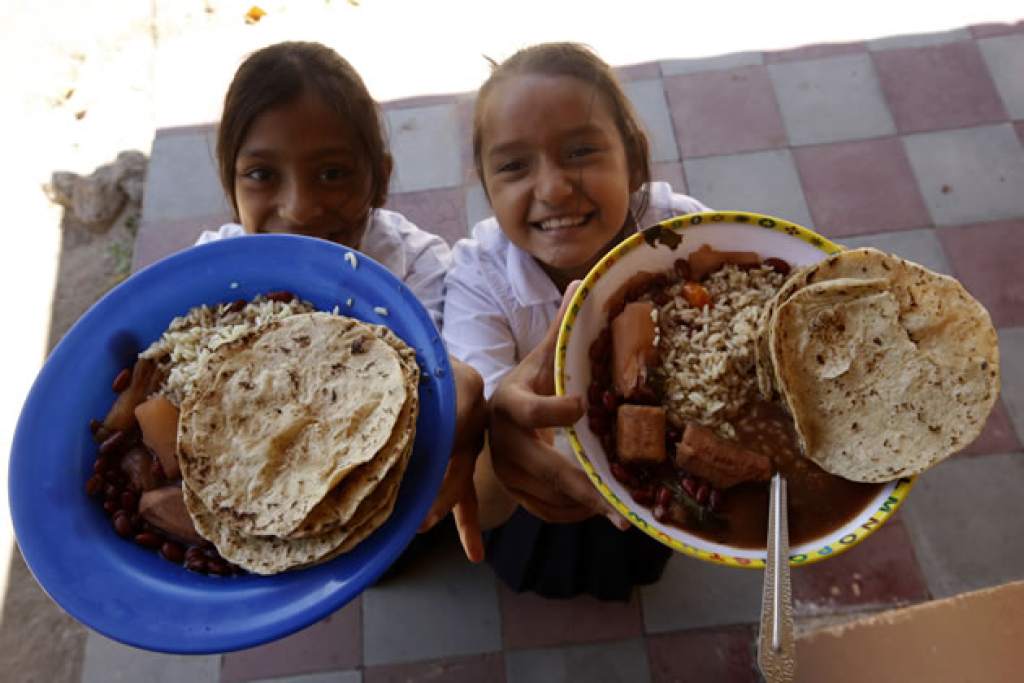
[198,41,486,564]
[444,42,710,600]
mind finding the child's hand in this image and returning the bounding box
[488,282,629,529]
[419,358,486,563]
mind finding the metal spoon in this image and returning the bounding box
[757,473,796,682]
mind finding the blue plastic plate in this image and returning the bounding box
[8,234,455,654]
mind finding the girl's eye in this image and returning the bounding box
[320,166,353,182]
[241,167,274,183]
[495,159,526,174]
[568,145,598,160]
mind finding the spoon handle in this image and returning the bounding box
[758,473,796,682]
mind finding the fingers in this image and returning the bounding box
[420,445,478,533]
[453,486,484,563]
[491,391,585,431]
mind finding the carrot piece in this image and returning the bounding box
[681,281,712,309]
[134,396,181,479]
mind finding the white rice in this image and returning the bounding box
[139,295,316,406]
[656,264,784,438]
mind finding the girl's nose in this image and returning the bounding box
[535,160,574,205]
[279,180,324,228]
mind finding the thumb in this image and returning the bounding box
[529,280,582,395]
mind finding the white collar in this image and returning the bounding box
[504,235,563,308]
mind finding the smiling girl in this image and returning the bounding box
[197,42,486,564]
[443,43,709,599]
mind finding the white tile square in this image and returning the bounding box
[144,128,231,224]
[623,79,679,162]
[386,104,463,192]
[684,149,813,228]
[979,34,1024,119]
[80,632,220,683]
[505,639,651,683]
[768,54,896,146]
[840,229,953,275]
[640,555,762,633]
[903,124,1024,226]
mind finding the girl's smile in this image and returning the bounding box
[478,74,637,290]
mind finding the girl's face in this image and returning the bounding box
[478,74,636,290]
[234,92,378,247]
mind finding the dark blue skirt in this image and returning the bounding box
[484,507,672,601]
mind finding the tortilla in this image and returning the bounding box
[768,250,999,482]
[178,312,408,537]
[285,326,419,539]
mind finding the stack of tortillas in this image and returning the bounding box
[754,248,999,483]
[177,312,419,575]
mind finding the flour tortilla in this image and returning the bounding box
[183,435,414,574]
[178,312,408,537]
[769,251,999,482]
[285,326,419,539]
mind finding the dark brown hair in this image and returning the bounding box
[216,41,391,218]
[472,42,652,223]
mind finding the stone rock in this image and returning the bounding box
[45,171,78,207]
[71,163,125,226]
[114,150,147,205]
[120,175,145,204]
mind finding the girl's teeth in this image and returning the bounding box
[539,215,586,231]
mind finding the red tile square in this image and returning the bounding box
[793,137,930,238]
[664,66,788,158]
[956,398,1022,457]
[220,599,362,683]
[1015,121,1024,147]
[385,187,468,247]
[792,516,929,611]
[764,41,868,64]
[132,213,233,271]
[498,583,643,650]
[936,219,1024,327]
[364,653,506,683]
[873,42,1008,134]
[971,21,1024,38]
[381,93,461,111]
[647,625,759,683]
[455,94,478,184]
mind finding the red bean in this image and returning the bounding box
[709,489,723,511]
[651,290,671,306]
[656,486,673,508]
[160,541,185,564]
[227,299,247,313]
[150,457,166,480]
[764,257,791,275]
[185,546,205,562]
[98,430,126,456]
[113,512,133,538]
[89,419,102,434]
[681,476,699,499]
[103,482,120,499]
[601,390,618,413]
[266,290,295,303]
[588,414,610,436]
[92,425,112,445]
[85,474,104,497]
[134,532,163,549]
[588,382,603,407]
[696,483,710,506]
[610,462,635,486]
[120,491,137,512]
[206,560,228,576]
[631,486,655,507]
[103,499,120,515]
[185,557,207,573]
[111,368,132,393]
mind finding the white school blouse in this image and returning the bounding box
[443,182,709,398]
[196,208,452,329]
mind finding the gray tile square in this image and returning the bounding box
[979,34,1024,118]
[900,453,1024,598]
[903,124,1024,226]
[768,54,897,146]
[868,28,973,51]
[464,183,491,231]
[683,149,813,228]
[640,555,763,632]
[362,534,501,666]
[661,51,764,76]
[246,672,361,683]
[505,638,650,683]
[386,104,463,192]
[623,79,679,163]
[143,127,231,224]
[1000,327,1024,443]
[839,229,952,274]
[80,632,220,683]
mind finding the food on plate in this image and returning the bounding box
[588,248,884,548]
[84,293,420,575]
[756,247,999,482]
